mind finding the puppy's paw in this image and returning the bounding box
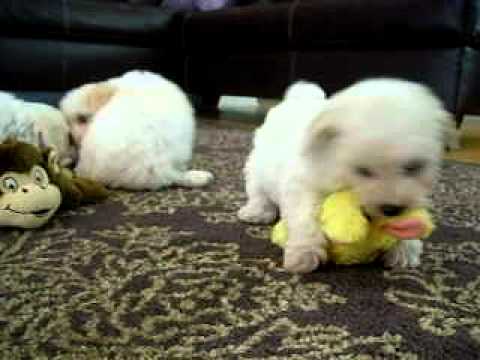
[237,204,277,224]
[383,239,423,268]
[183,170,214,187]
[283,245,328,274]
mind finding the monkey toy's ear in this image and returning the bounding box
[40,144,109,210]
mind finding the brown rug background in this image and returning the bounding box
[1,124,480,359]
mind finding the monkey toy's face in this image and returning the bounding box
[0,165,61,228]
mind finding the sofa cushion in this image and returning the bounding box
[290,0,467,50]
[0,0,183,47]
[183,3,291,52]
[184,0,468,53]
[294,49,460,112]
[467,0,480,49]
[162,0,236,12]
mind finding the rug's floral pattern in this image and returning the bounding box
[431,161,480,229]
[385,239,480,341]
[1,125,479,359]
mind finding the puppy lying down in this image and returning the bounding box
[239,78,453,273]
[0,92,74,166]
[60,70,214,190]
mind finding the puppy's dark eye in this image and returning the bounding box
[355,166,375,178]
[77,115,89,124]
[403,160,425,176]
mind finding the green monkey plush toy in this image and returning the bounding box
[0,139,109,228]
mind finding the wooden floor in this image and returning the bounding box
[446,117,480,164]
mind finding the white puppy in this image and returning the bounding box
[238,78,450,273]
[0,92,74,166]
[60,70,214,190]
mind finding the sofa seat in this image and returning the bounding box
[184,4,291,52]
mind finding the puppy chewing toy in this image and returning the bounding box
[271,190,435,265]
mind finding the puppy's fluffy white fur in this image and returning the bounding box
[239,78,450,273]
[60,70,213,190]
[0,92,74,166]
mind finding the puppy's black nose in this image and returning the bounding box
[380,204,405,217]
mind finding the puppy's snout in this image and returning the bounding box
[380,204,405,217]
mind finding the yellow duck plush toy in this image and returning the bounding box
[271,190,435,265]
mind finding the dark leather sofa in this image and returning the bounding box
[1,0,479,126]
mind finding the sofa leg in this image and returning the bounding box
[444,112,463,151]
[455,113,464,129]
[197,94,220,118]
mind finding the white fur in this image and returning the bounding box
[0,92,74,166]
[60,70,213,190]
[239,78,449,273]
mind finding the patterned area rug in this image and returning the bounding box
[1,124,480,359]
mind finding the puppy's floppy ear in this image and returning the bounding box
[85,82,116,113]
[303,111,341,155]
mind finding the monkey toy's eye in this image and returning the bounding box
[31,166,49,189]
[2,177,18,193]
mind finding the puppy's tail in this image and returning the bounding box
[176,170,215,188]
[284,81,326,101]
